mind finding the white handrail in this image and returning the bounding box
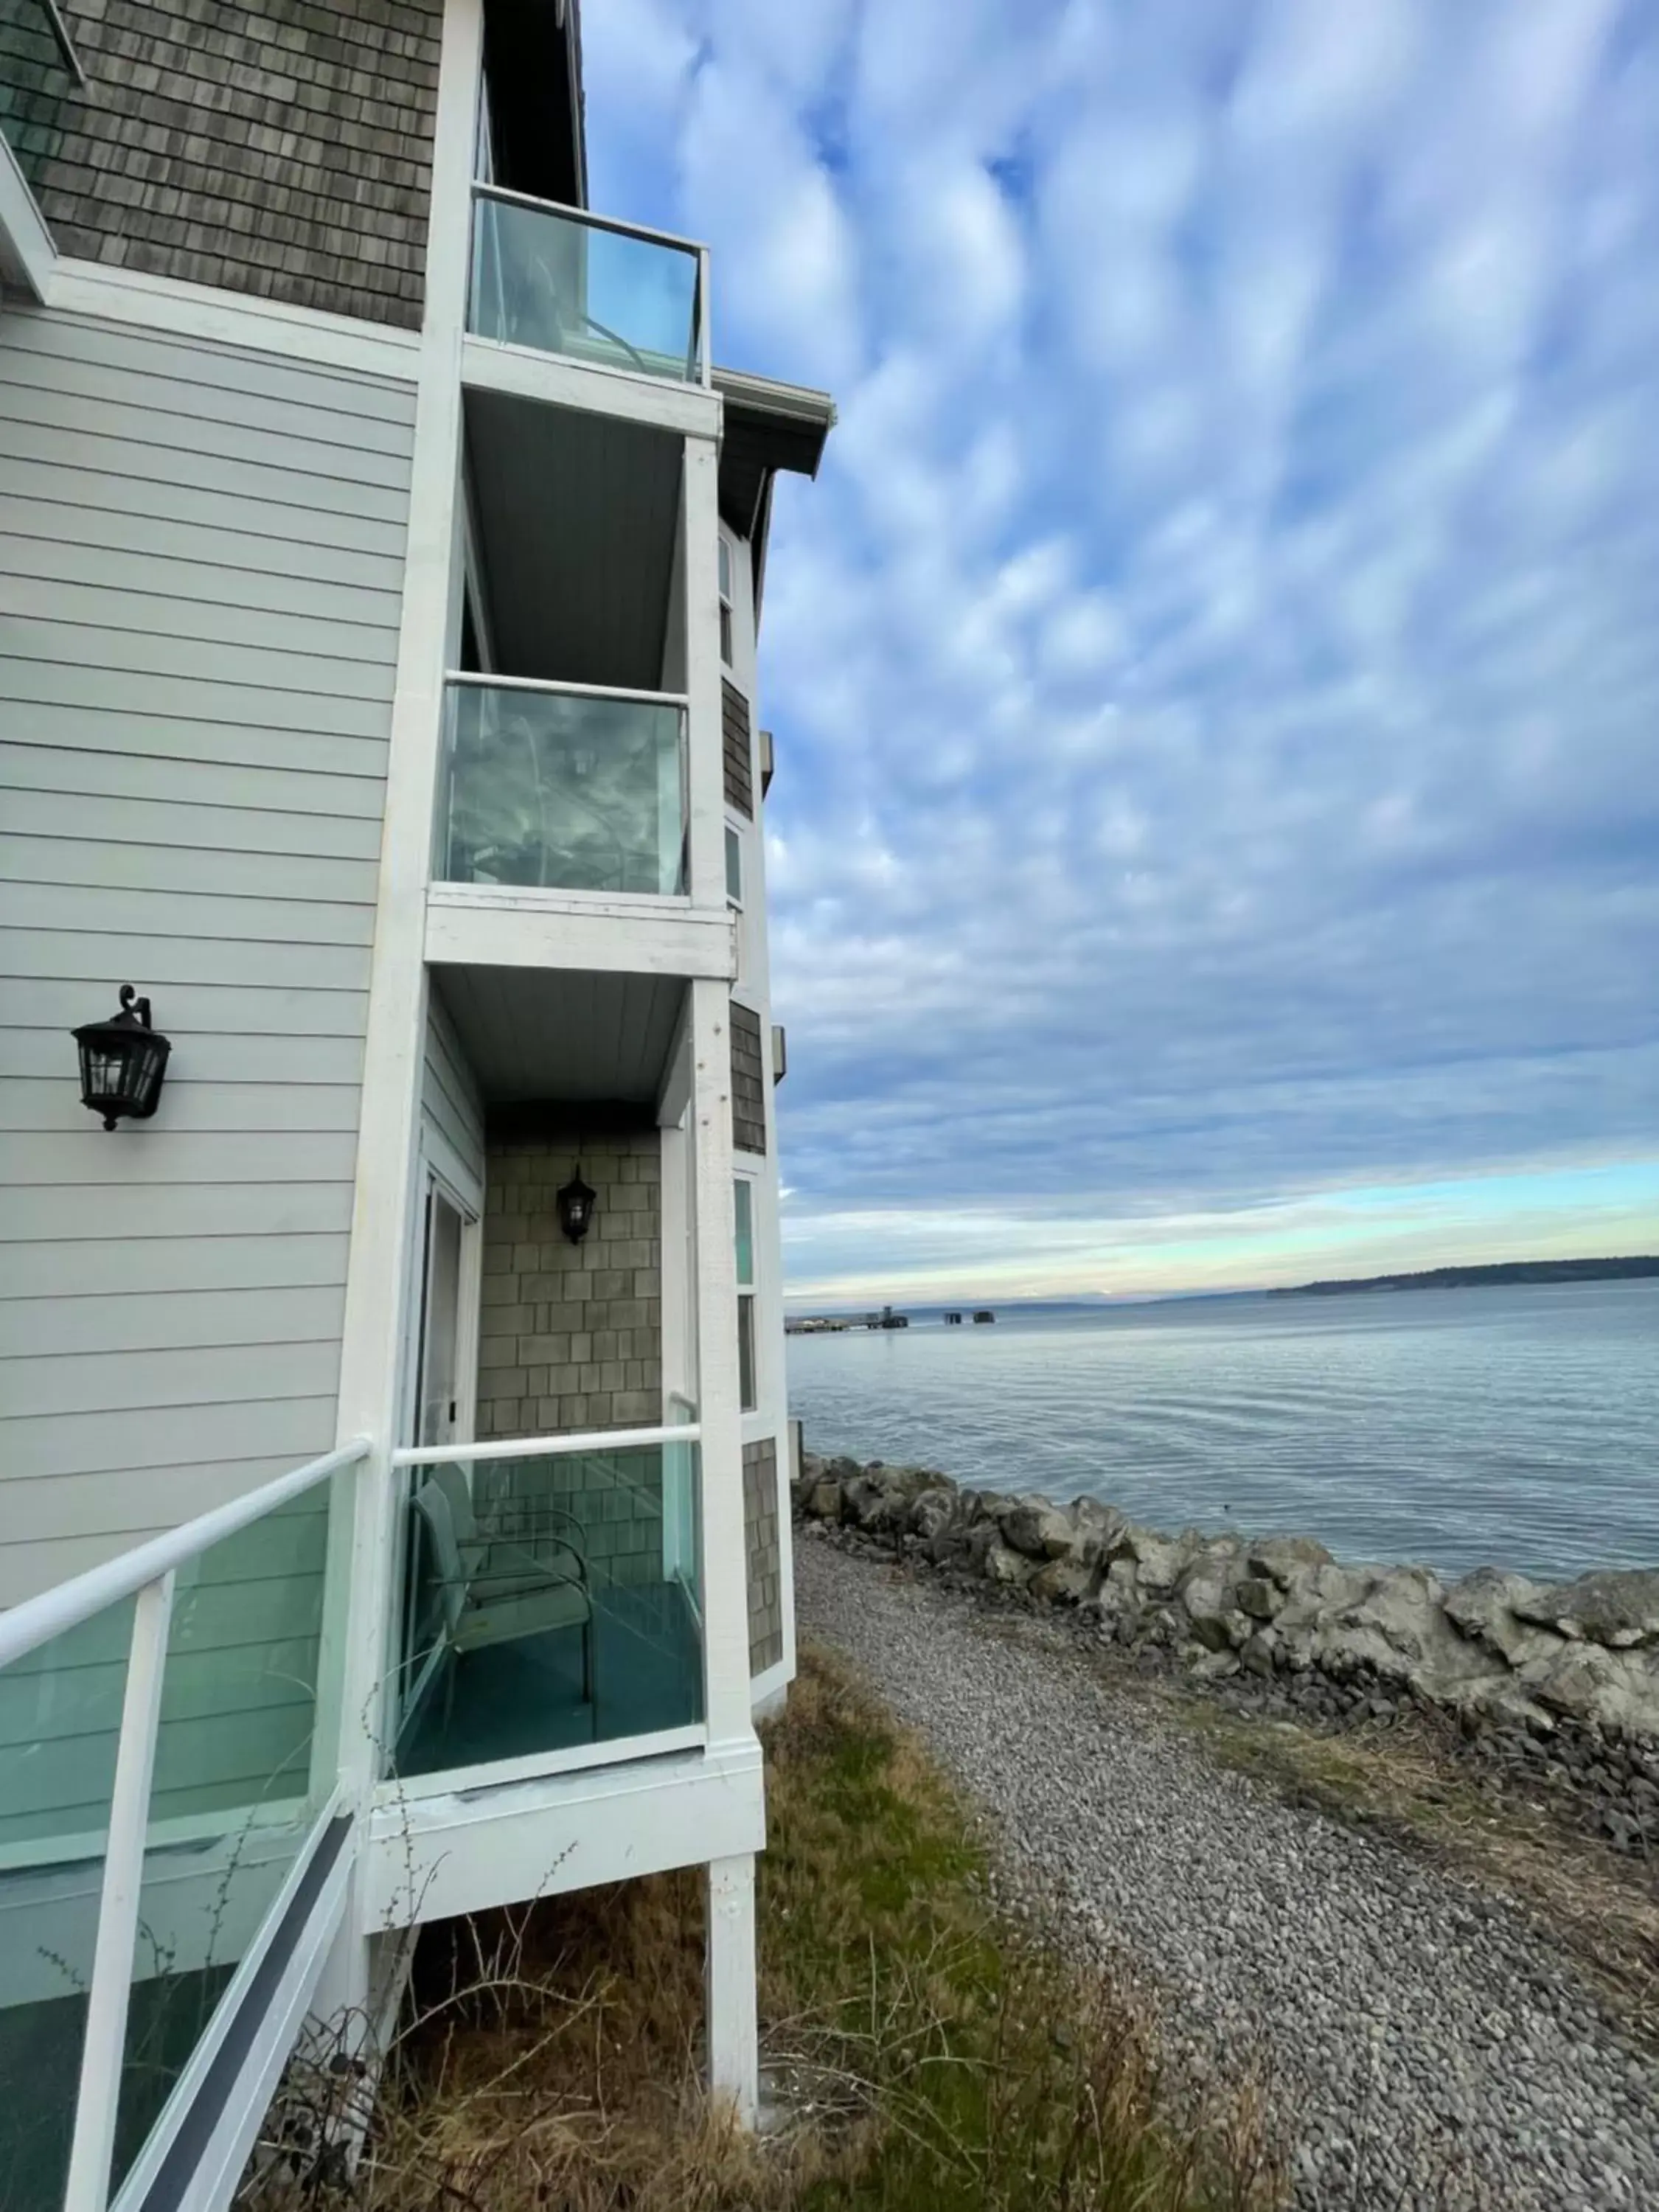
[0,1437,372,1670]
[470,178,706,257]
[393,1423,699,1470]
[445,669,689,709]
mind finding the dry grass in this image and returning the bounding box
[241,1646,1285,2212]
[1165,1689,1659,2047]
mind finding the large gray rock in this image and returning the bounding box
[1236,1576,1283,1621]
[1247,1534,1335,1588]
[806,1480,844,1523]
[1514,1570,1659,1651]
[983,1539,1037,1588]
[1179,1570,1234,1652]
[1029,1554,1101,1606]
[1003,1496,1076,1560]
[1120,1526,1192,1597]
[1309,1565,1500,1697]
[1516,1639,1659,1738]
[908,1484,961,1545]
[1068,1496,1127,1564]
[1444,1568,1564,1667]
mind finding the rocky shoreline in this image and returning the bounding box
[793,1453,1659,1858]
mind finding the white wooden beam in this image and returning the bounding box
[460,333,721,439]
[329,0,484,1970]
[425,887,735,979]
[364,1739,765,1929]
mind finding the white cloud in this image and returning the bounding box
[580,0,1659,1292]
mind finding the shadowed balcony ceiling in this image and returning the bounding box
[434,967,685,1106]
[465,386,682,691]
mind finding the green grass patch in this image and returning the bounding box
[762,1645,1283,2212]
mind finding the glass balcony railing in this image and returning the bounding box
[391,1437,704,1781]
[0,0,80,192]
[0,1439,364,2212]
[469,184,707,386]
[111,1490,335,2195]
[439,676,688,897]
[0,1598,133,2212]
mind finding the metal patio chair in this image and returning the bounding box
[412,1468,597,1731]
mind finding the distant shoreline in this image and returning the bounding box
[1272,1256,1659,1298]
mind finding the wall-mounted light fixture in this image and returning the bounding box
[557,1166,597,1244]
[72,985,172,1131]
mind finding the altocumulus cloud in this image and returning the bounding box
[584,0,1659,1298]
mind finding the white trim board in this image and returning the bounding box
[460,332,721,439]
[364,1737,765,1930]
[41,257,421,383]
[378,1721,706,1806]
[425,886,736,979]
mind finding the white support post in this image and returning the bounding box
[705,1852,759,2124]
[64,1571,175,2212]
[681,436,727,911]
[321,0,483,2028]
[689,976,751,1746]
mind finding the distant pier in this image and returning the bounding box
[786,1304,995,1334]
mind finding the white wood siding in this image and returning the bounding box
[422,985,486,1196]
[0,307,413,1609]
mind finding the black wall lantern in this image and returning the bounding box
[72,985,172,1130]
[557,1165,597,1245]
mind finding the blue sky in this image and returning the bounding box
[584,0,1659,1302]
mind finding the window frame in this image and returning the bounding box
[724,822,743,906]
[717,531,736,669]
[734,1174,758,1413]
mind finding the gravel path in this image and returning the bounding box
[796,1531,1659,2212]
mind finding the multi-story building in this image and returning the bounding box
[0,6,831,2207]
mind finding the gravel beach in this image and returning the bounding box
[795,1529,1659,2212]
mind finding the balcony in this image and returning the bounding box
[438,675,687,898]
[469,184,709,389]
[391,1425,703,1786]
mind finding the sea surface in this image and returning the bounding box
[785,1279,1659,1583]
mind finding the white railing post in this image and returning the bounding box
[63,1571,175,2212]
[697,246,712,387]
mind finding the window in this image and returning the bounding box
[725,824,742,904]
[717,533,735,667]
[734,1177,757,1412]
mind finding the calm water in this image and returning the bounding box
[785,1281,1659,1582]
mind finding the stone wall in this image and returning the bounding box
[743,1439,782,1674]
[795,1458,1659,1760]
[24,0,441,326]
[478,1133,661,1438]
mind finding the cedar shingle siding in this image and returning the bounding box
[722,676,754,817]
[730,1001,765,1154]
[476,1135,664,1439]
[25,0,442,327]
[742,1439,783,1675]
